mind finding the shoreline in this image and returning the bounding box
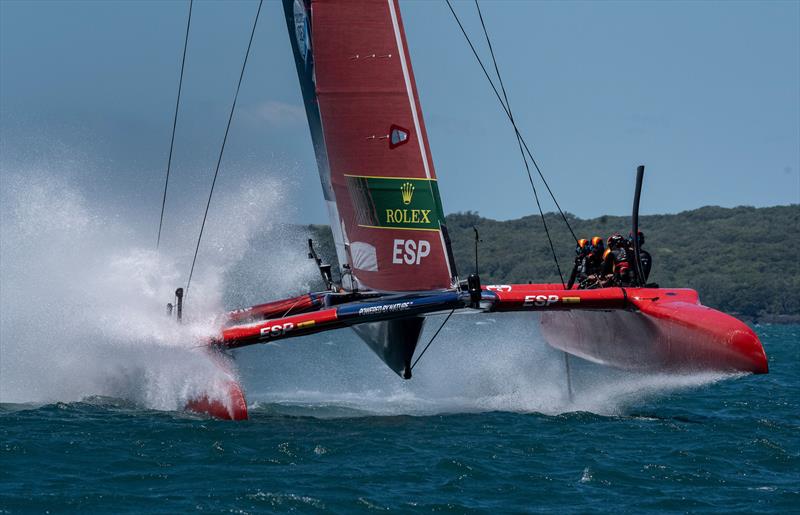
[740,314,800,325]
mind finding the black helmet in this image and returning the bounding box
[607,233,625,249]
[628,231,645,247]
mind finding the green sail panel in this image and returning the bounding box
[345,175,446,232]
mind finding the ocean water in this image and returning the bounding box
[1,172,798,513]
[1,324,797,513]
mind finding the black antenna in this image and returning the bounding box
[472,225,480,275]
[467,226,482,308]
[631,165,646,287]
[175,287,184,323]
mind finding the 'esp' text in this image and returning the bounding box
[523,295,559,307]
[392,239,431,265]
[260,322,294,338]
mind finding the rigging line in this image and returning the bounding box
[157,0,193,249]
[411,309,456,372]
[518,123,577,244]
[280,296,308,319]
[185,0,263,297]
[444,0,578,245]
[474,0,565,286]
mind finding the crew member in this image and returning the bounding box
[628,231,652,283]
[587,236,605,276]
[603,233,633,286]
[578,236,606,289]
[567,238,590,289]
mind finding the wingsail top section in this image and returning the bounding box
[283,0,457,292]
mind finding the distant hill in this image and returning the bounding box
[306,204,799,321]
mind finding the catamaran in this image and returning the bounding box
[178,0,767,420]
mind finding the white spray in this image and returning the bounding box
[0,163,315,410]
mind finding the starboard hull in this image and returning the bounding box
[539,289,768,374]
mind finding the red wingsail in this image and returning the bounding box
[286,0,457,292]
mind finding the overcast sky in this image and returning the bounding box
[1,0,798,234]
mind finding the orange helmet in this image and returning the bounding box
[576,238,589,255]
[591,236,604,254]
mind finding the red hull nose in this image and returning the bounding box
[726,323,768,374]
[185,379,248,421]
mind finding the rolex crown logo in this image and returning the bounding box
[401,182,414,205]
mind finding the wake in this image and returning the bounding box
[235,313,736,418]
[0,164,733,417]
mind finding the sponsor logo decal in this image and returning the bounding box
[392,239,431,265]
[345,175,445,231]
[358,301,413,316]
[401,182,414,204]
[562,296,581,304]
[487,285,512,292]
[385,208,431,225]
[523,295,560,307]
[297,320,316,328]
[260,322,294,338]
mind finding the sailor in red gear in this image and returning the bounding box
[603,233,634,286]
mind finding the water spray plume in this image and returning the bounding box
[0,164,308,411]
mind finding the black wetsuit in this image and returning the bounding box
[586,252,604,276]
[577,252,605,289]
[567,252,591,289]
[631,248,652,282]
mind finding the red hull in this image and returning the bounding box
[538,288,768,374]
[184,380,248,421]
[184,349,249,420]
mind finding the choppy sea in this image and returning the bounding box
[1,174,798,513]
[1,323,797,513]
